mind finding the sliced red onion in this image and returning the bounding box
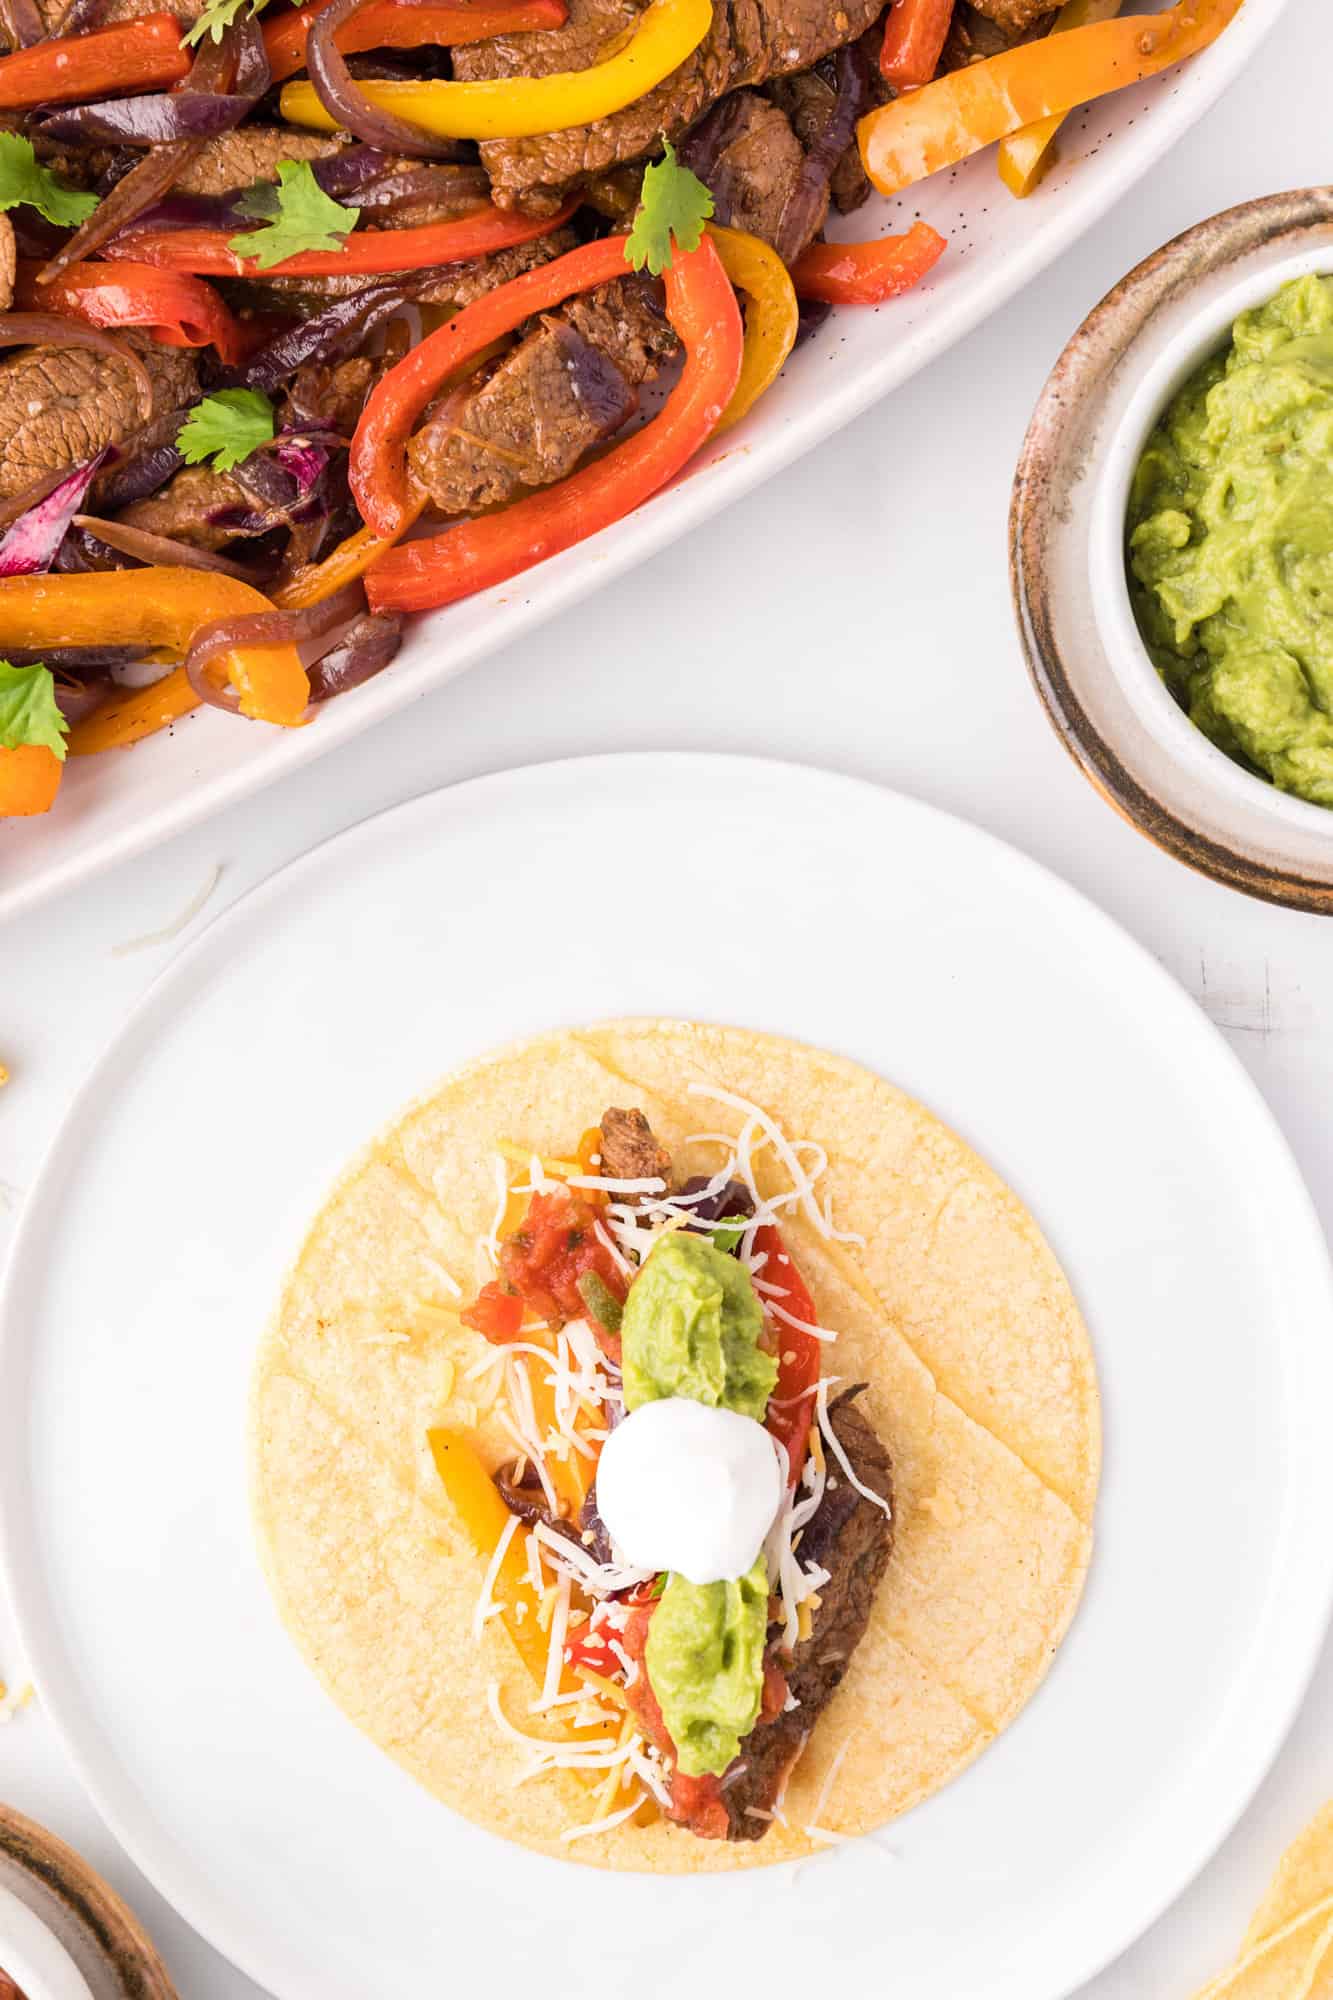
[0,0,46,47]
[306,0,462,159]
[0,450,108,576]
[184,580,365,713]
[270,438,330,497]
[336,164,491,215]
[307,610,402,701]
[72,513,256,577]
[0,467,65,532]
[34,14,271,148]
[54,0,109,34]
[53,679,111,726]
[39,139,205,284]
[93,430,185,512]
[0,313,153,425]
[5,645,140,673]
[239,277,419,392]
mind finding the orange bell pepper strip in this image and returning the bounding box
[263,0,567,83]
[105,196,578,282]
[0,744,62,817]
[0,572,309,753]
[788,218,945,305]
[366,235,742,610]
[859,0,1242,196]
[428,1426,551,1685]
[996,0,1125,197]
[0,15,191,109]
[18,260,248,367]
[705,222,797,436]
[879,0,956,87]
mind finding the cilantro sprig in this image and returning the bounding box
[0,134,96,230]
[623,140,713,278]
[183,0,304,50]
[0,662,68,761]
[228,160,358,271]
[177,389,276,475]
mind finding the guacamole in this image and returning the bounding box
[1127,274,1333,805]
[621,1232,777,1420]
[644,1556,770,1777]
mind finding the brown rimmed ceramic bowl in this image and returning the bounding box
[1011,186,1333,912]
[0,1808,177,2000]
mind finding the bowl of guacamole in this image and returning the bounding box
[1012,187,1333,911]
[1127,273,1333,809]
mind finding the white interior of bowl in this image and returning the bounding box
[0,1883,96,2000]
[1090,245,1333,842]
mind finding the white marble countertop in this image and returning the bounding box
[3,5,1331,1990]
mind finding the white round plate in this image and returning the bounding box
[0,0,1291,925]
[4,755,1332,2000]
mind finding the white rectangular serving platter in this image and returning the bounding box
[0,0,1290,924]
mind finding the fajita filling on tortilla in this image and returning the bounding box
[251,1023,1099,1869]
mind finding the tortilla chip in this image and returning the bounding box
[251,1022,1100,1870]
[1194,1899,1333,2000]
[1245,1811,1333,1951]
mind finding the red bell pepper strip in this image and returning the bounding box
[789,218,945,305]
[367,234,742,613]
[18,260,248,367]
[0,15,191,109]
[879,0,955,86]
[754,1224,822,1485]
[263,0,568,83]
[350,233,629,539]
[103,196,578,283]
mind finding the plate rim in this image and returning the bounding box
[0,0,1294,929]
[5,750,1333,2000]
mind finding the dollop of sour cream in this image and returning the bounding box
[596,1398,786,1586]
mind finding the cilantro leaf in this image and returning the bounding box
[0,134,96,229]
[176,389,276,475]
[623,140,713,278]
[227,160,357,271]
[0,662,68,761]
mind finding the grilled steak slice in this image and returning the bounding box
[171,128,347,196]
[287,355,380,437]
[766,32,881,218]
[407,275,674,516]
[681,92,817,264]
[943,0,1054,63]
[0,214,13,315]
[599,1107,673,1187]
[721,1386,893,1838]
[454,0,885,215]
[0,336,197,502]
[115,464,264,552]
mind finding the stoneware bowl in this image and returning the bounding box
[1011,186,1333,912]
[0,1809,176,2000]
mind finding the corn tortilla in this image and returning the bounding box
[251,1021,1100,1870]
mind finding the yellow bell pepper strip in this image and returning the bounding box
[0,572,309,753]
[858,0,1242,197]
[997,0,1125,197]
[0,743,62,816]
[428,1426,550,1685]
[273,522,412,610]
[280,0,712,141]
[705,222,798,437]
[789,219,945,304]
[368,234,742,611]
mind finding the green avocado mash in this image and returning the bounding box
[1127,274,1333,805]
[644,1557,770,1777]
[620,1231,777,1420]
